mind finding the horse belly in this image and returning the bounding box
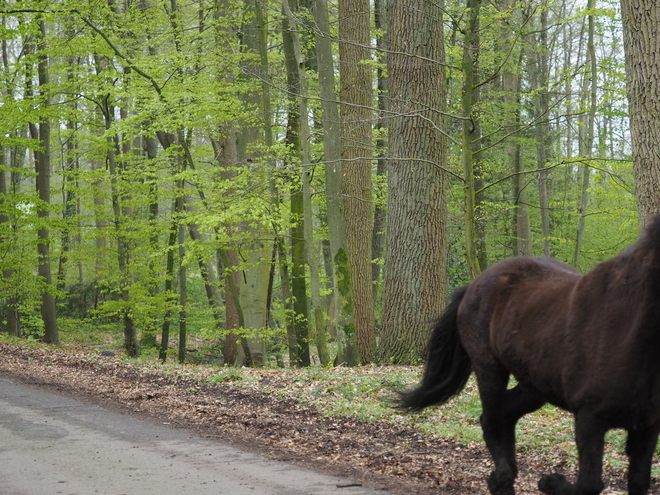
[489,313,574,410]
[497,347,571,411]
[560,353,660,429]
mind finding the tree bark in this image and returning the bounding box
[461,0,483,277]
[508,55,530,257]
[378,0,448,363]
[233,0,271,367]
[0,35,20,336]
[313,0,357,365]
[177,215,187,364]
[31,17,58,344]
[535,6,551,257]
[339,0,376,363]
[0,147,19,337]
[620,0,660,228]
[282,0,312,367]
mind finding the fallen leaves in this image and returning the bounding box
[0,342,652,494]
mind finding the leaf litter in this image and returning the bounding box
[0,342,651,494]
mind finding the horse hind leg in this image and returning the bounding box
[478,373,545,495]
[626,422,660,495]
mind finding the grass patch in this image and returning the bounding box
[193,365,648,472]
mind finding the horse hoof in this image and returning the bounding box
[538,473,572,495]
[487,471,515,495]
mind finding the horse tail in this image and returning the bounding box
[397,286,472,412]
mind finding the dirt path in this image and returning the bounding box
[0,343,636,494]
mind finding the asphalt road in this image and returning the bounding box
[0,377,390,495]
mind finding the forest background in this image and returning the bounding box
[0,0,652,368]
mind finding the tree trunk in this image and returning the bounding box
[503,48,530,256]
[282,0,312,367]
[378,0,448,363]
[535,7,551,257]
[31,17,58,344]
[573,1,597,268]
[177,215,187,364]
[141,132,160,348]
[620,0,660,228]
[339,0,376,363]
[158,213,178,362]
[2,19,19,336]
[302,168,328,365]
[290,186,311,366]
[57,119,77,293]
[461,0,483,278]
[210,126,242,364]
[0,148,19,337]
[232,0,271,367]
[223,248,242,366]
[313,0,357,365]
[91,117,107,280]
[159,148,185,362]
[104,102,137,356]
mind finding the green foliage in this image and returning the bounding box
[206,368,244,383]
[0,0,642,367]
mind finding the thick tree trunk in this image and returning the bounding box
[339,0,376,363]
[289,187,311,366]
[378,0,448,363]
[237,248,269,367]
[232,0,271,367]
[620,0,660,228]
[209,127,242,365]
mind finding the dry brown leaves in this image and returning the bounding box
[0,343,639,494]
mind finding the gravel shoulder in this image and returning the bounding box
[0,342,637,494]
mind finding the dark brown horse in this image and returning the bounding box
[399,215,660,495]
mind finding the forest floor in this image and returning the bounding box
[0,341,644,494]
